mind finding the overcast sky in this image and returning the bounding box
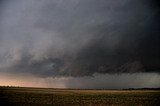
[0,0,160,88]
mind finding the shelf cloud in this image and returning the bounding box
[0,0,160,87]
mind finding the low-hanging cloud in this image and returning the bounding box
[0,72,159,89]
[0,0,160,77]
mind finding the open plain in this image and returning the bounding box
[0,87,160,106]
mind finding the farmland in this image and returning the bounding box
[0,87,160,106]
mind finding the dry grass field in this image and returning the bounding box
[0,87,160,106]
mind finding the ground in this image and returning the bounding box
[0,87,160,106]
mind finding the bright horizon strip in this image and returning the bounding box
[0,72,159,89]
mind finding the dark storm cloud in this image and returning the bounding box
[0,0,160,77]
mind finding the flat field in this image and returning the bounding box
[0,87,160,106]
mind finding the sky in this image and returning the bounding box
[0,0,160,89]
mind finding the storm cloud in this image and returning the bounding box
[0,0,160,78]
